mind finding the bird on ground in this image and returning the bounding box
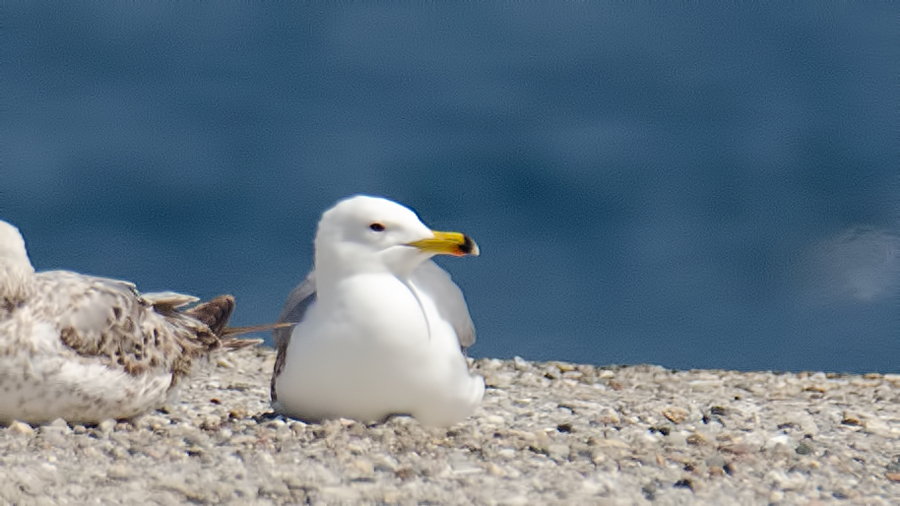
[271,195,484,427]
[0,219,270,425]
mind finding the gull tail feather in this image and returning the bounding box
[178,295,292,351]
[220,322,294,350]
[223,322,294,337]
[184,295,235,336]
[221,337,264,350]
[143,291,201,311]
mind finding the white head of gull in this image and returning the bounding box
[0,220,36,306]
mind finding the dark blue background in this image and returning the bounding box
[3,4,898,373]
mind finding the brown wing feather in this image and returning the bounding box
[184,295,235,342]
[33,271,235,390]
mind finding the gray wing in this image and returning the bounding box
[273,270,316,350]
[271,270,316,401]
[411,259,476,350]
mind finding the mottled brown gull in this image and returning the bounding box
[0,219,263,425]
[271,195,483,427]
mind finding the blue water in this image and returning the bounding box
[3,4,898,373]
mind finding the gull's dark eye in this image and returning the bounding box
[369,223,385,232]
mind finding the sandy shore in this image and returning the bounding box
[1,347,898,505]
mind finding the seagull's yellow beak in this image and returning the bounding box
[408,231,480,257]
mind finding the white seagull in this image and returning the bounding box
[271,195,484,427]
[0,219,264,425]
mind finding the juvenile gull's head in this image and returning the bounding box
[0,220,36,306]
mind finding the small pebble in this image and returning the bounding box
[107,465,132,480]
[98,419,117,434]
[8,421,34,436]
[662,407,689,424]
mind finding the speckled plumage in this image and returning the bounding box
[0,220,250,425]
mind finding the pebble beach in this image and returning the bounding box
[1,346,899,505]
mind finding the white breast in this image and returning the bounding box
[275,272,483,426]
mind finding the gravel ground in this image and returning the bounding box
[1,346,899,505]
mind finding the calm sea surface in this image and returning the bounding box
[3,4,898,372]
